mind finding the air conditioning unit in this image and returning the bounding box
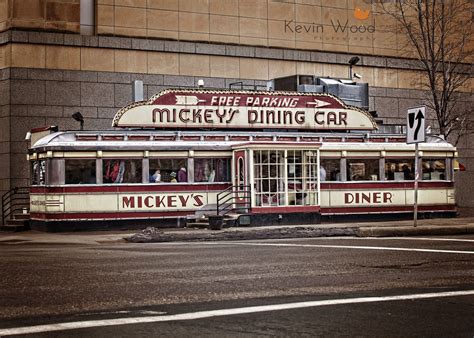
[270,75,369,110]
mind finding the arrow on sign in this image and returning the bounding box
[306,99,331,108]
[414,109,424,140]
[175,95,206,105]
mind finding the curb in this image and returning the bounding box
[126,225,474,243]
[2,224,473,245]
[356,225,474,237]
[126,226,358,243]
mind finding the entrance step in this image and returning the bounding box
[1,218,29,232]
[12,213,30,220]
[186,213,249,230]
[186,214,210,229]
[185,222,209,229]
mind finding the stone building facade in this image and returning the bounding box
[0,0,472,217]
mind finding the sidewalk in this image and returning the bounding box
[1,217,474,245]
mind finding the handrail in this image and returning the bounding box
[1,187,30,225]
[217,185,251,216]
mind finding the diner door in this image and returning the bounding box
[233,150,248,209]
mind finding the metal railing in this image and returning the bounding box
[1,187,29,225]
[217,185,251,216]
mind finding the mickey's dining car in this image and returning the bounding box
[27,89,457,230]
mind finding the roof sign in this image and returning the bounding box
[112,89,378,131]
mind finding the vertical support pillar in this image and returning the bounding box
[414,143,419,227]
[340,155,347,182]
[283,150,288,207]
[379,152,386,181]
[248,149,254,212]
[96,158,103,184]
[142,157,149,184]
[187,150,194,183]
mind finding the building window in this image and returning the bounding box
[103,159,142,184]
[347,159,379,181]
[253,149,319,207]
[385,159,415,180]
[194,158,231,182]
[320,158,341,181]
[31,160,46,185]
[287,150,318,205]
[65,159,96,184]
[254,150,285,206]
[422,159,446,180]
[149,158,187,183]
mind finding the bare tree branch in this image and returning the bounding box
[376,0,473,145]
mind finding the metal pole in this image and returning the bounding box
[414,143,419,227]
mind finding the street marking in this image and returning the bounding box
[195,241,474,254]
[268,236,474,243]
[373,237,474,243]
[1,290,473,336]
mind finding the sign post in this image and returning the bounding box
[406,106,426,227]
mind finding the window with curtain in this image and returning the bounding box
[194,158,231,182]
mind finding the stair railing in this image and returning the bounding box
[216,185,251,216]
[1,187,30,225]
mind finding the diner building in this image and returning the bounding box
[0,0,472,222]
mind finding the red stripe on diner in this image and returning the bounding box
[30,183,231,194]
[321,205,456,214]
[321,182,454,189]
[30,211,191,220]
[29,182,453,194]
[251,206,320,214]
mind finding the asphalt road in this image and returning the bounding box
[0,236,473,337]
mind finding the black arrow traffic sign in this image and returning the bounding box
[407,106,425,144]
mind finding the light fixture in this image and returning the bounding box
[72,112,84,130]
[25,131,31,141]
[348,56,360,65]
[348,56,361,80]
[353,73,362,79]
[197,79,204,88]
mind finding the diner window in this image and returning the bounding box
[287,150,319,205]
[65,159,96,184]
[103,159,142,184]
[320,158,341,181]
[422,159,446,180]
[254,150,285,206]
[194,158,231,182]
[149,158,187,183]
[347,159,379,181]
[31,160,46,185]
[385,159,415,180]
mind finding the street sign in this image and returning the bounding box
[406,106,426,144]
[406,106,426,227]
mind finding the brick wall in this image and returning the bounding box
[95,0,412,58]
[9,0,79,33]
[0,0,9,31]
